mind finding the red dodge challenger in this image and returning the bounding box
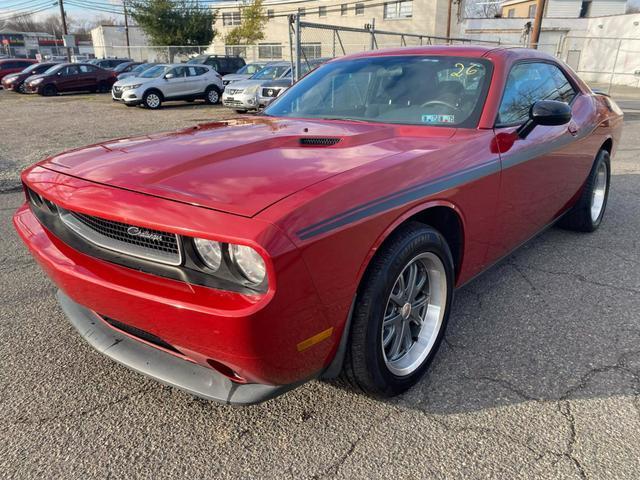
[14,46,623,404]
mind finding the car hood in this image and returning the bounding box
[25,73,47,83]
[223,74,250,81]
[225,79,266,90]
[261,78,292,88]
[38,117,456,217]
[114,76,153,87]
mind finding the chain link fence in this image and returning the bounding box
[558,36,640,95]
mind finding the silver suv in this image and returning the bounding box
[112,64,224,109]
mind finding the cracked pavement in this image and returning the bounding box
[1,92,640,479]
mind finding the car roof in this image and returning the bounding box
[340,45,557,62]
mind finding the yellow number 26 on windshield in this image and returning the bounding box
[450,63,479,77]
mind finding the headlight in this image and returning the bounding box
[30,78,43,85]
[230,244,266,285]
[4,75,17,83]
[193,238,222,271]
[122,84,142,91]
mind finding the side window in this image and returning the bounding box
[63,66,80,76]
[79,65,97,73]
[172,66,186,77]
[498,62,576,125]
[187,66,205,77]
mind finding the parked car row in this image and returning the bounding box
[1,55,328,113]
[222,58,329,113]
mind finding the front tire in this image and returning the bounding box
[204,86,221,105]
[42,84,57,96]
[341,222,454,397]
[143,90,162,109]
[558,149,611,232]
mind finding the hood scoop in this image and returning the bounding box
[299,137,341,147]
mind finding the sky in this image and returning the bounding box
[3,0,640,26]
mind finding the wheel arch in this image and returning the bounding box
[144,87,164,100]
[600,137,613,155]
[356,201,466,289]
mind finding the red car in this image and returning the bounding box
[14,46,623,404]
[1,62,59,93]
[24,62,116,95]
[0,58,37,83]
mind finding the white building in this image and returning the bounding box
[90,25,150,59]
[211,0,452,61]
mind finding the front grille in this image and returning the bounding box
[58,207,182,266]
[112,88,123,98]
[113,86,122,92]
[226,88,243,95]
[299,137,341,146]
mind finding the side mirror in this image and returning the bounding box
[518,100,572,138]
[164,73,175,80]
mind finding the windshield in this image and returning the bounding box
[22,63,44,74]
[139,65,169,78]
[42,64,65,75]
[113,62,132,72]
[131,63,151,74]
[250,65,289,80]
[265,56,492,127]
[237,63,263,75]
[187,56,206,64]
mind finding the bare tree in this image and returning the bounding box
[460,0,501,19]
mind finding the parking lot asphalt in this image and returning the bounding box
[1,91,640,479]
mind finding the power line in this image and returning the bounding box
[0,0,57,15]
[0,1,57,18]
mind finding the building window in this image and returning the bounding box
[341,3,348,15]
[507,8,515,18]
[267,9,274,19]
[318,5,327,17]
[383,0,412,19]
[301,42,321,59]
[528,4,536,17]
[579,0,592,17]
[225,46,246,57]
[355,2,365,15]
[298,7,306,16]
[258,43,282,59]
[222,11,241,26]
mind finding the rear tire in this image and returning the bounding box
[42,84,57,96]
[17,82,27,94]
[96,81,109,93]
[204,86,221,105]
[143,90,162,109]
[340,222,454,397]
[557,149,611,232]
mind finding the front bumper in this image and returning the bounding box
[112,87,142,104]
[24,83,42,94]
[222,91,258,110]
[14,167,341,399]
[56,290,300,405]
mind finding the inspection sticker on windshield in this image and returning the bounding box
[422,114,455,124]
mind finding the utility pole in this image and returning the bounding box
[446,0,453,39]
[58,0,72,62]
[123,0,131,59]
[530,0,547,49]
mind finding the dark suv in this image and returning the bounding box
[186,55,245,75]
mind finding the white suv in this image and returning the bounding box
[112,64,223,109]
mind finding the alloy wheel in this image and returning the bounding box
[590,161,608,222]
[146,93,160,108]
[382,252,447,377]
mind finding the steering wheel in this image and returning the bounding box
[420,100,459,110]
